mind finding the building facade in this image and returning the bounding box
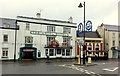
[76,31,108,60]
[97,24,120,58]
[0,16,77,60]
[0,18,17,60]
[76,31,108,59]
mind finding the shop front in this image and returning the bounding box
[45,47,72,58]
[19,46,37,60]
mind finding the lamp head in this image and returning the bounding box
[78,3,83,8]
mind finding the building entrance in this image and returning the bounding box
[20,47,37,60]
[23,52,34,59]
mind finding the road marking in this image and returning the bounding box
[102,67,118,72]
[59,64,102,76]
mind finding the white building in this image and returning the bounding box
[97,23,120,58]
[0,16,77,60]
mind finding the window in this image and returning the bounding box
[26,23,30,30]
[49,49,54,56]
[88,43,92,50]
[45,49,48,56]
[96,44,99,50]
[47,26,55,32]
[47,36,55,46]
[63,27,71,33]
[25,36,33,44]
[62,49,65,56]
[38,50,41,57]
[113,40,115,46]
[63,37,70,46]
[112,33,115,38]
[3,34,8,42]
[57,49,61,54]
[2,48,8,57]
[66,49,70,56]
[88,51,92,54]
[119,41,120,46]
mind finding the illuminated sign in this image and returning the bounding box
[23,49,34,52]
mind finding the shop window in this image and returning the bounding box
[26,23,30,30]
[49,49,54,56]
[3,34,8,42]
[96,44,99,50]
[57,49,61,54]
[25,36,33,44]
[62,49,65,56]
[88,51,92,54]
[100,52,103,55]
[2,48,8,57]
[66,49,70,56]
[88,43,92,50]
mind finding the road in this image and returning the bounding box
[1,59,120,76]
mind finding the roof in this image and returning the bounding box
[77,31,101,38]
[17,16,76,25]
[101,24,120,32]
[0,18,18,30]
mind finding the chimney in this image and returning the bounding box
[68,16,73,23]
[36,13,41,18]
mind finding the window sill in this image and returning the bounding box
[2,42,9,44]
[1,57,8,58]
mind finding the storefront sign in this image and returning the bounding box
[49,40,59,47]
[23,49,34,52]
[30,31,69,36]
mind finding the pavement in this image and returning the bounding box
[1,59,120,76]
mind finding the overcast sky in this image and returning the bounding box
[0,0,119,30]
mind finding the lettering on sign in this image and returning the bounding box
[23,49,34,52]
[30,31,69,36]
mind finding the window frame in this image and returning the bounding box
[25,36,33,44]
[47,26,55,32]
[3,34,8,42]
[63,27,71,33]
[26,23,30,30]
[2,48,8,57]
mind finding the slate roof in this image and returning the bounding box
[101,24,120,32]
[77,31,101,38]
[0,18,17,30]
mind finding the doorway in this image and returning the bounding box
[23,52,33,59]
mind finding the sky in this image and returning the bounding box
[0,0,119,30]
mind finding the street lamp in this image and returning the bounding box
[78,2,86,65]
[14,20,17,62]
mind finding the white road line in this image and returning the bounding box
[102,67,118,72]
[59,64,102,76]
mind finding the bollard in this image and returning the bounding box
[88,57,92,63]
[78,57,80,64]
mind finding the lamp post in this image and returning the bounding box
[14,20,17,62]
[78,2,86,65]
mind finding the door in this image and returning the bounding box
[56,49,62,57]
[23,52,33,59]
